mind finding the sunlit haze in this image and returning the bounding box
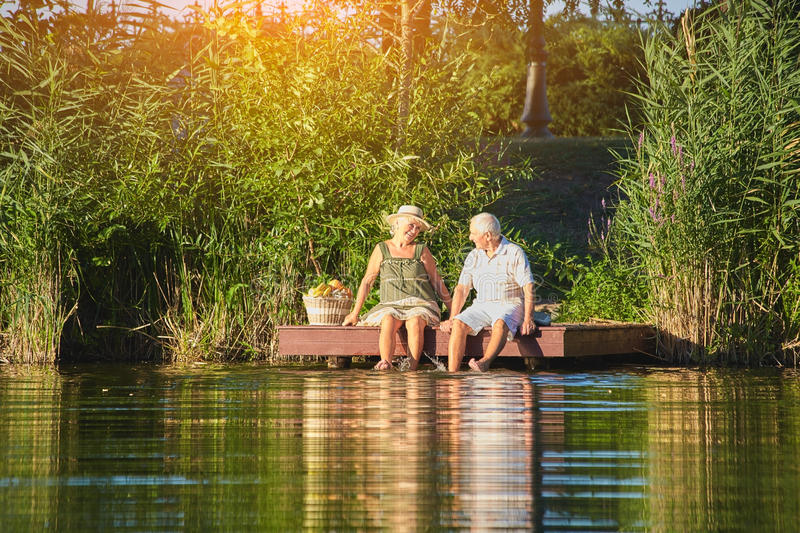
[2,0,703,19]
[154,0,700,18]
[151,0,305,16]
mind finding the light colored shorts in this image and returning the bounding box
[454,301,524,341]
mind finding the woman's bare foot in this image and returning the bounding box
[374,359,392,371]
[468,358,489,372]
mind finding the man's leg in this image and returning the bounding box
[448,319,470,372]
[405,315,426,370]
[470,319,509,372]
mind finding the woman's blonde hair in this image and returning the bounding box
[389,215,411,236]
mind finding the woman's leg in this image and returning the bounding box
[405,315,427,370]
[377,313,403,369]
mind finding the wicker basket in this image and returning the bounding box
[302,295,353,325]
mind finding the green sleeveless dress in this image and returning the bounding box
[358,242,441,326]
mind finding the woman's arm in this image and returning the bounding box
[342,245,382,326]
[420,246,452,311]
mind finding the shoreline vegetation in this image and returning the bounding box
[1,2,798,366]
[0,1,526,364]
[609,1,800,366]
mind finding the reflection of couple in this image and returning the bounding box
[342,205,536,372]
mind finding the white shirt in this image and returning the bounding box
[457,236,534,303]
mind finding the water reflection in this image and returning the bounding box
[301,372,546,531]
[436,376,540,531]
[0,365,798,531]
[644,369,800,532]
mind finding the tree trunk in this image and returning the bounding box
[396,0,413,148]
[379,1,399,55]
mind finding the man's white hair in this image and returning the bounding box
[470,212,501,238]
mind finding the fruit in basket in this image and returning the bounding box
[307,279,352,299]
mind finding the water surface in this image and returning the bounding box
[1,363,798,531]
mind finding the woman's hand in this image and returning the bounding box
[439,319,451,333]
[342,311,359,326]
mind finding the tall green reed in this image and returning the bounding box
[610,1,800,364]
[0,13,86,364]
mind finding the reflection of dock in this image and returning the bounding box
[278,323,655,363]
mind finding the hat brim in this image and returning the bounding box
[385,213,431,232]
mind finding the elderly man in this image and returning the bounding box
[440,213,536,372]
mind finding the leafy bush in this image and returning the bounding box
[442,22,526,135]
[444,14,645,136]
[557,258,646,323]
[545,15,645,136]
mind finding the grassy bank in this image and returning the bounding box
[493,136,630,256]
[3,2,796,367]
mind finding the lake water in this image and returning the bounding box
[1,363,798,531]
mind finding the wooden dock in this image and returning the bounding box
[278,323,655,366]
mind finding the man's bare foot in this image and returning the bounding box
[468,358,489,372]
[374,359,392,371]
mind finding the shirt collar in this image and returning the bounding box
[481,236,509,259]
[496,236,510,255]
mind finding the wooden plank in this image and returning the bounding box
[277,323,654,359]
[277,325,551,357]
[563,324,655,357]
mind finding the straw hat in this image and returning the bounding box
[385,205,431,232]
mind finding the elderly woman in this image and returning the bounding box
[342,205,452,370]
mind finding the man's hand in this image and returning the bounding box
[519,318,536,336]
[439,319,452,333]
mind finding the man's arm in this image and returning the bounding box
[519,282,536,335]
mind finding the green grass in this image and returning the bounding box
[490,137,631,257]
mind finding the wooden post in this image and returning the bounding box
[525,357,549,371]
[327,356,351,369]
